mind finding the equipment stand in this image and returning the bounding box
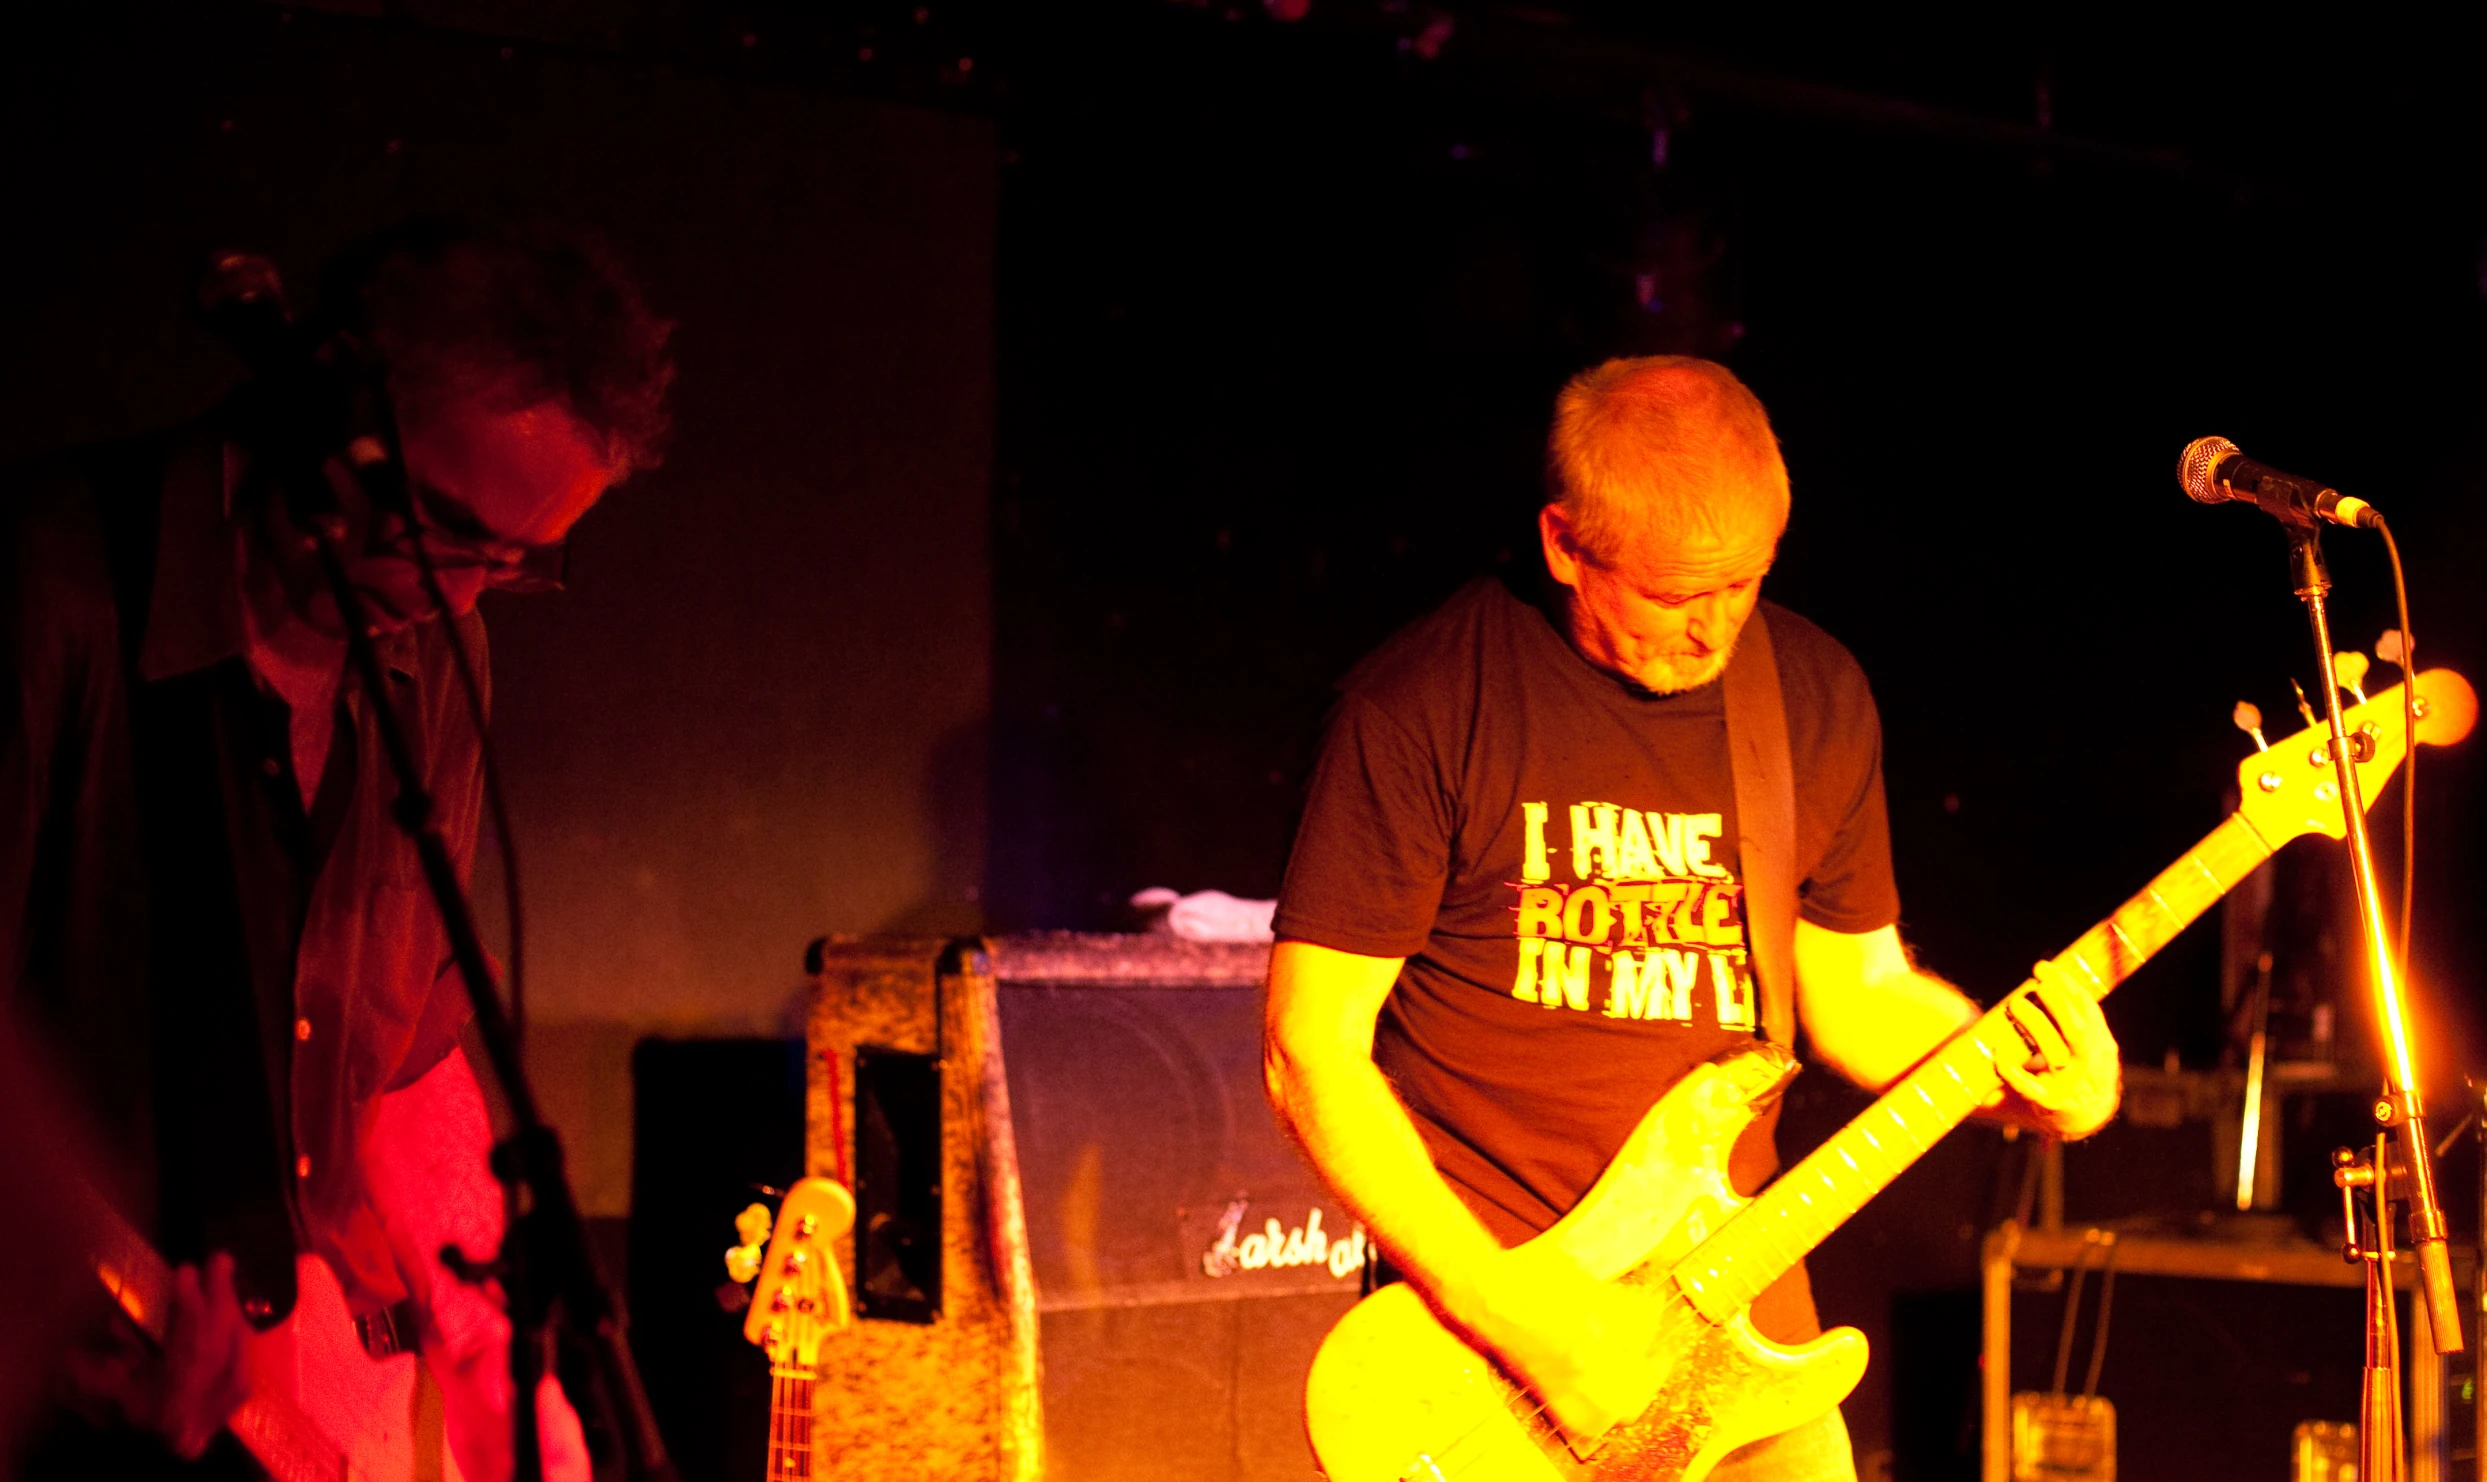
[2288,526,2463,1481]
[2475,1079,2487,1480]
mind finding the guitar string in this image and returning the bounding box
[1417,1051,2002,1481]
[1423,945,2189,1481]
[1406,821,2274,1479]
[771,1368,816,1480]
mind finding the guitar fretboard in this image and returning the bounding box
[769,1367,817,1481]
[1673,811,2276,1319]
[90,1202,348,1482]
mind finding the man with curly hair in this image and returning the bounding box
[3,218,674,1481]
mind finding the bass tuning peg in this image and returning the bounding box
[2233,701,2269,753]
[2290,679,2319,730]
[2333,651,2370,706]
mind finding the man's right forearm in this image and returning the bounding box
[1261,940,1508,1326]
[1263,941,1672,1442]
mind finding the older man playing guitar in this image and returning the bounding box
[1265,356,2120,1481]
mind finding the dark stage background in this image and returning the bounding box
[975,13,2487,1472]
[11,5,2487,1479]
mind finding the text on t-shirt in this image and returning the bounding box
[1507,799,1756,1033]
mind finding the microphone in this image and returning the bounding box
[194,251,306,382]
[193,251,417,523]
[2178,436,2381,529]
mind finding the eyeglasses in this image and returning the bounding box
[407,532,569,595]
[374,480,569,595]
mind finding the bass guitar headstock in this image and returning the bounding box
[726,1176,856,1369]
[2231,659,2474,847]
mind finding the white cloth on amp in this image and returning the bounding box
[1129,887,1278,943]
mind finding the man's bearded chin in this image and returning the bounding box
[1634,635,1738,695]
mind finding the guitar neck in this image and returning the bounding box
[1673,810,2277,1317]
[769,1365,817,1481]
[91,1201,176,1346]
[89,1203,350,1482]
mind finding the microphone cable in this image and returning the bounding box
[399,485,530,1055]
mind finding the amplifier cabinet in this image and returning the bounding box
[806,934,1362,1481]
[991,934,1364,1482]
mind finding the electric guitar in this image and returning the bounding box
[1304,665,2477,1482]
[90,1204,352,1482]
[729,1177,855,1482]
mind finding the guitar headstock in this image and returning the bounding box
[739,1177,855,1368]
[2234,665,2475,846]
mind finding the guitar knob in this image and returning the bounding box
[2233,701,2269,753]
[2333,651,2370,706]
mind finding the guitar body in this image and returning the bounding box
[253,1252,440,1482]
[94,1203,432,1482]
[1306,1048,1866,1482]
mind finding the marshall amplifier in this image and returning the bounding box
[990,933,1361,1482]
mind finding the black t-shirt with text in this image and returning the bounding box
[1275,576,1899,1253]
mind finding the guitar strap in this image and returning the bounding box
[1722,604,1798,1048]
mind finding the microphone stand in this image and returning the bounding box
[2285,525,2463,1480]
[304,512,678,1482]
[2476,1078,2486,1481]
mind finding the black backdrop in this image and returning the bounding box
[976,12,2487,1471]
[984,7,2487,1069]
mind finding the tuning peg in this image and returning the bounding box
[2333,651,2370,705]
[2376,629,2409,669]
[724,1241,763,1285]
[2288,681,2327,731]
[735,1202,774,1247]
[2233,701,2270,752]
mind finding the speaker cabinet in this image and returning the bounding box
[806,934,1360,1481]
[990,934,1362,1482]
